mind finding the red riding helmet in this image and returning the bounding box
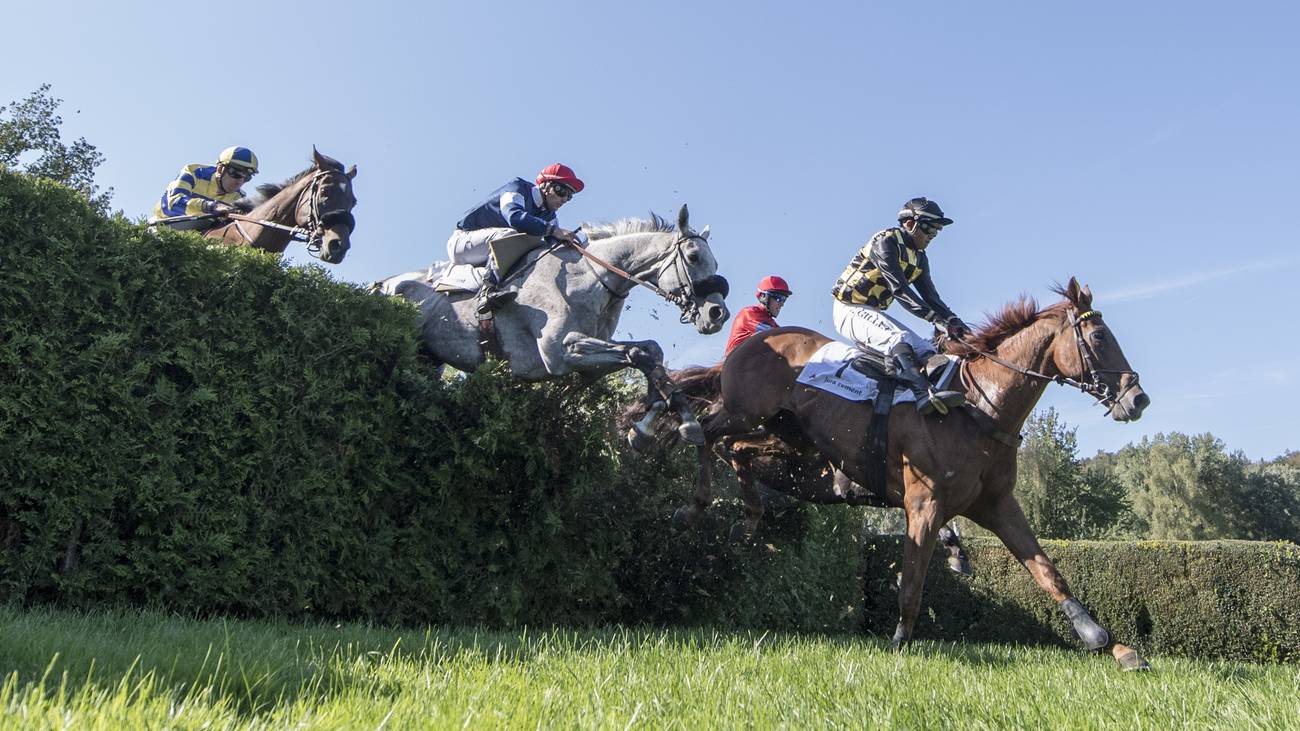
[536,163,585,193]
[756,275,792,297]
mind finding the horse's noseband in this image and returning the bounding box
[693,274,729,299]
[300,170,356,258]
[1069,309,1140,413]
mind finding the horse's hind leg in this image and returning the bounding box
[732,460,765,542]
[967,494,1151,671]
[892,470,945,650]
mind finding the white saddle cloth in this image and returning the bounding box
[795,341,958,403]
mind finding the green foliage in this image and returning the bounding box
[1013,408,1134,539]
[5,607,1300,728]
[0,85,110,213]
[1116,433,1300,542]
[863,537,1300,663]
[0,170,860,631]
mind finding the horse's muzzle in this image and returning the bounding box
[1111,385,1150,422]
[694,293,730,335]
[319,236,350,265]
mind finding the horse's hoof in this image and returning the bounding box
[891,625,910,652]
[627,427,652,452]
[671,506,694,530]
[1116,649,1152,672]
[946,553,974,577]
[679,421,704,446]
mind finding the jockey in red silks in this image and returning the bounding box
[725,275,792,356]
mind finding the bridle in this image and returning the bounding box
[573,231,714,323]
[961,308,1141,416]
[229,168,355,258]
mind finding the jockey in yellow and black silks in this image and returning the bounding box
[830,197,971,416]
[150,146,258,230]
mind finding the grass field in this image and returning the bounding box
[1,607,1297,730]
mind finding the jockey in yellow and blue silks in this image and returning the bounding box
[445,163,585,315]
[831,197,970,416]
[150,146,258,230]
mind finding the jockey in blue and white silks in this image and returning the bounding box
[445,163,585,315]
[830,197,970,416]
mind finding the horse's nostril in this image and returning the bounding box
[708,305,723,320]
[1135,392,1151,410]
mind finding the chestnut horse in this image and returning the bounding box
[700,278,1152,670]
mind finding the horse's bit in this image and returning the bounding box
[964,308,1141,415]
[231,169,354,258]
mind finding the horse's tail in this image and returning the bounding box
[671,364,725,407]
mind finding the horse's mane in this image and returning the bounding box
[944,283,1078,357]
[583,212,676,240]
[241,152,346,207]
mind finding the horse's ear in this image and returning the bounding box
[1080,283,1094,309]
[677,204,690,232]
[699,224,710,240]
[1064,276,1082,304]
[346,165,357,180]
[312,146,326,168]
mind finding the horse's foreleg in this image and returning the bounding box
[938,521,973,577]
[674,443,716,530]
[560,334,674,448]
[968,495,1151,671]
[894,473,943,650]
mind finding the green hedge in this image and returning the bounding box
[0,171,862,632]
[863,536,1300,662]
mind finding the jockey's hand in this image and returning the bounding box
[208,202,236,217]
[945,317,971,341]
[552,227,581,245]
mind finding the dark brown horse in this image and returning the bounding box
[698,278,1152,670]
[206,148,358,264]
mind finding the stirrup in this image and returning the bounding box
[475,289,517,315]
[916,389,966,416]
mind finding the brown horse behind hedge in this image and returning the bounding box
[696,277,1152,670]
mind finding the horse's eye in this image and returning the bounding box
[686,252,700,264]
[1090,331,1107,351]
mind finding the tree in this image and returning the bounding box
[1013,408,1133,539]
[0,84,111,212]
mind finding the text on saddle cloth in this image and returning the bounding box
[796,341,959,403]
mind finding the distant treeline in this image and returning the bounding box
[1003,409,1300,543]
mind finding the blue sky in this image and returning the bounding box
[4,1,1297,460]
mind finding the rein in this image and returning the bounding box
[959,308,1140,415]
[568,233,706,322]
[228,169,353,258]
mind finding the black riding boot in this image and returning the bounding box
[474,273,517,316]
[891,343,966,416]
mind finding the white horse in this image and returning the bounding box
[376,205,730,444]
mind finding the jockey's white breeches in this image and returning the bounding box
[832,300,935,357]
[444,227,520,269]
